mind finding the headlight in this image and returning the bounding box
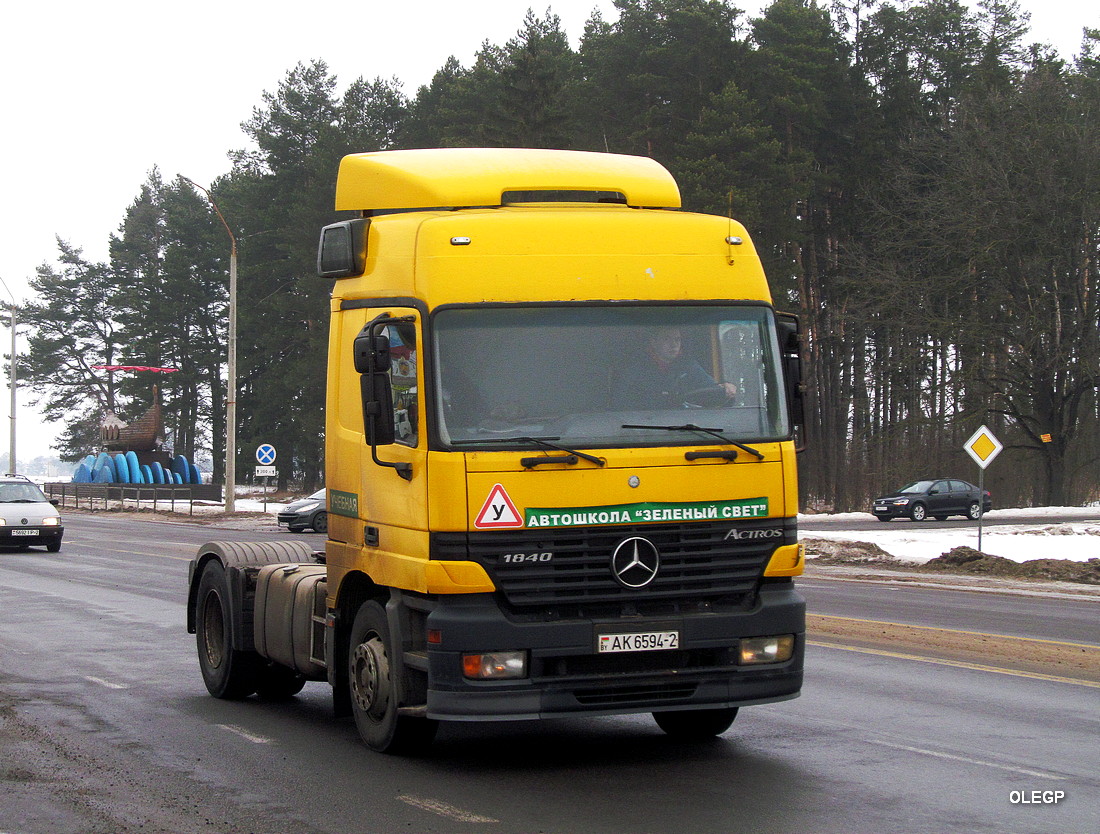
[0,518,6,526]
[891,498,910,505]
[42,516,61,526]
[739,635,795,665]
[296,502,320,513]
[462,651,527,679]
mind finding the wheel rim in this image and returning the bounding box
[201,589,226,669]
[350,634,390,720]
[912,505,925,521]
[969,503,980,519]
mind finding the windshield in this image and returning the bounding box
[899,481,935,494]
[0,483,48,502]
[432,305,790,448]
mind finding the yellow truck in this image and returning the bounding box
[187,148,806,753]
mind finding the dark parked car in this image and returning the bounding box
[277,488,327,533]
[872,479,992,522]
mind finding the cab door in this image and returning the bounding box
[327,305,429,568]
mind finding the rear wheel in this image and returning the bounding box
[46,541,62,552]
[876,516,892,522]
[348,601,438,754]
[653,708,738,739]
[909,503,927,522]
[968,501,981,520]
[196,560,261,699]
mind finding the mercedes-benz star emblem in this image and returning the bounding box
[610,537,661,588]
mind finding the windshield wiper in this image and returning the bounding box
[622,423,765,461]
[453,436,605,467]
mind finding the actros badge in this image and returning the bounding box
[610,537,661,588]
[724,527,783,541]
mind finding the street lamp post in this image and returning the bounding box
[180,177,237,512]
[0,277,16,474]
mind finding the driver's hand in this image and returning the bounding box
[721,382,738,398]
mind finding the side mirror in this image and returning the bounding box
[353,327,390,374]
[317,218,369,279]
[354,313,415,480]
[775,311,805,430]
[361,374,396,446]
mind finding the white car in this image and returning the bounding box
[0,474,64,552]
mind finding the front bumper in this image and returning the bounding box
[0,525,64,547]
[276,512,308,528]
[872,503,909,517]
[423,581,804,721]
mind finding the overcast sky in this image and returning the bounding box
[2,0,1096,460]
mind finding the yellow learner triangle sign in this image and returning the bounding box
[964,425,1003,469]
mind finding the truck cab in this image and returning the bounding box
[189,148,805,753]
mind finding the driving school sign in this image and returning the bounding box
[524,497,768,529]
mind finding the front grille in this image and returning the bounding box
[539,648,731,678]
[432,519,793,609]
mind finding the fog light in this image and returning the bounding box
[739,635,795,665]
[462,651,527,680]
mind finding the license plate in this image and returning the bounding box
[598,631,679,653]
[11,529,37,536]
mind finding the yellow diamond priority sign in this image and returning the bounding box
[964,425,1003,469]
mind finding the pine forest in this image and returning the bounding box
[18,0,1100,511]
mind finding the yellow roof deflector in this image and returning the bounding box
[334,148,681,212]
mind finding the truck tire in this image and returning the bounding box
[196,560,262,699]
[653,708,738,739]
[348,601,438,754]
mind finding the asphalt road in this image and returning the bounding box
[0,514,1096,834]
[798,578,1100,644]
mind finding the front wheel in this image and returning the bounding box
[347,601,438,754]
[195,560,261,699]
[653,708,738,739]
[909,503,927,522]
[311,511,328,534]
[968,502,981,520]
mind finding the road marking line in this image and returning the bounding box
[216,724,272,744]
[397,795,499,823]
[808,640,1100,687]
[866,740,1067,780]
[812,613,1100,650]
[84,676,129,689]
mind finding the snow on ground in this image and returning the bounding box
[133,496,1100,566]
[801,507,1100,565]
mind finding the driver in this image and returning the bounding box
[611,327,736,409]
